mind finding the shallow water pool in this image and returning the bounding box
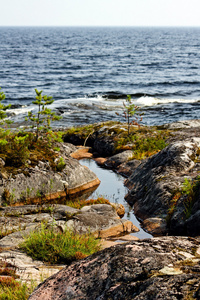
[80,159,152,239]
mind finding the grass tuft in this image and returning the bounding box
[20,223,101,265]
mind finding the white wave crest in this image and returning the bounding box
[134,96,200,106]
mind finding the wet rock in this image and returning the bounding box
[93,136,115,156]
[94,157,107,166]
[117,159,141,177]
[105,150,134,169]
[142,218,168,236]
[110,203,125,218]
[29,236,200,300]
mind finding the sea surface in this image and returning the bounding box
[1,26,200,127]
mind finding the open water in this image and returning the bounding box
[1,26,200,127]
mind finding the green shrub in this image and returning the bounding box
[0,87,12,126]
[20,223,101,264]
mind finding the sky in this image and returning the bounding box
[1,0,200,27]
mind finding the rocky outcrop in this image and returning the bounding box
[0,203,138,284]
[125,138,200,236]
[63,123,128,157]
[0,143,100,205]
[29,236,200,300]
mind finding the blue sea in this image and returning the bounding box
[1,26,200,128]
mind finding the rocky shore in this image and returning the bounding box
[65,120,200,237]
[1,119,200,298]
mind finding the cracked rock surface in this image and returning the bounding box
[29,236,200,300]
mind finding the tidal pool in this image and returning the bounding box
[80,159,152,239]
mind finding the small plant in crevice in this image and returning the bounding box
[56,157,66,171]
[166,191,182,224]
[181,176,200,219]
[167,176,200,223]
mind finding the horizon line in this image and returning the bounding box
[1,25,200,28]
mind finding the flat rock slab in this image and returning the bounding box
[0,204,138,247]
[29,236,200,300]
[64,204,139,238]
[0,203,138,285]
[0,250,64,285]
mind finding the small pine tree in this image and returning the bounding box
[117,95,142,136]
[26,89,61,141]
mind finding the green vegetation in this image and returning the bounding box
[181,176,200,219]
[56,156,66,171]
[0,91,66,188]
[166,191,182,224]
[0,259,36,299]
[116,95,142,136]
[167,176,200,223]
[114,128,168,159]
[20,222,101,264]
[26,89,61,142]
[65,121,170,159]
[0,87,12,126]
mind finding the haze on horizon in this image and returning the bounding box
[1,0,200,27]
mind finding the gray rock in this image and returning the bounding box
[105,150,134,168]
[117,159,141,177]
[65,204,139,237]
[125,138,200,236]
[0,250,64,286]
[0,203,138,287]
[0,155,100,205]
[29,236,200,300]
[160,119,200,129]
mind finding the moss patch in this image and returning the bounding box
[64,122,171,159]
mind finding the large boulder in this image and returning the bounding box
[0,149,100,205]
[125,138,200,236]
[29,236,200,300]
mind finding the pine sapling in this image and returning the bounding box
[116,95,143,136]
[26,89,61,141]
